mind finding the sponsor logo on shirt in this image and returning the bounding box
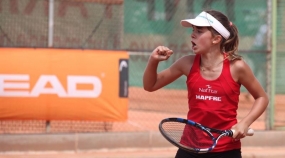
[196,95,221,101]
[199,84,217,94]
[196,84,221,101]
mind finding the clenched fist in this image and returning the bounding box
[151,46,173,61]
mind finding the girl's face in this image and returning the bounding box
[190,26,215,54]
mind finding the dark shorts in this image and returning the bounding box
[175,148,242,158]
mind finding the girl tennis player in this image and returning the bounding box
[143,10,269,158]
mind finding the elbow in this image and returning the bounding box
[143,82,157,92]
[259,93,269,109]
[143,86,155,92]
[143,80,156,92]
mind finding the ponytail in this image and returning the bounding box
[206,10,241,61]
[224,23,241,60]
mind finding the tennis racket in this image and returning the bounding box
[159,117,254,153]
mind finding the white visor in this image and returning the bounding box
[181,11,230,39]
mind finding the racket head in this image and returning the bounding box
[159,118,219,153]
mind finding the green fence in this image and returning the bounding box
[125,0,269,93]
[1,0,284,133]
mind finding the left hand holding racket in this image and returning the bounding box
[231,124,254,140]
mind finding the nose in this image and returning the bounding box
[191,32,195,38]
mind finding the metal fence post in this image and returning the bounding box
[48,0,54,48]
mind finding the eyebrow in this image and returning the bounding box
[192,26,206,29]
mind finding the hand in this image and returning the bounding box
[231,123,249,140]
[151,46,173,62]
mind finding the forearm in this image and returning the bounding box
[239,96,269,127]
[143,57,159,91]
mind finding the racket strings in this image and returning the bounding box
[162,122,214,149]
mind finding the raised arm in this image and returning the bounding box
[143,46,189,92]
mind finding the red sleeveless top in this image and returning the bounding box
[182,54,241,152]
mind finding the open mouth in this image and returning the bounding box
[191,41,197,48]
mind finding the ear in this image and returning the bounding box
[212,35,222,44]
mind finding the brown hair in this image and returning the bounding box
[206,10,241,60]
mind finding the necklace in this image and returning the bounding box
[200,56,229,72]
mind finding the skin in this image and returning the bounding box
[143,25,269,140]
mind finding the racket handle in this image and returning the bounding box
[231,128,254,136]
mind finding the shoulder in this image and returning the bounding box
[173,54,196,76]
[179,54,196,67]
[230,58,254,83]
[230,58,250,72]
[177,54,196,63]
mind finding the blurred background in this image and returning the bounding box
[0,0,284,153]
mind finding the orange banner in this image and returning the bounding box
[0,48,128,121]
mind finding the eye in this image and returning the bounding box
[197,29,203,33]
[194,29,203,34]
[191,27,203,34]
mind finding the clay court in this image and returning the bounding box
[1,87,284,133]
[0,87,285,158]
[124,87,285,132]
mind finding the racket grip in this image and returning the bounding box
[231,128,254,136]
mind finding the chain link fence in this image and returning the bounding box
[274,0,285,128]
[0,0,284,133]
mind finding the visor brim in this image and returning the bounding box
[180,19,212,27]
